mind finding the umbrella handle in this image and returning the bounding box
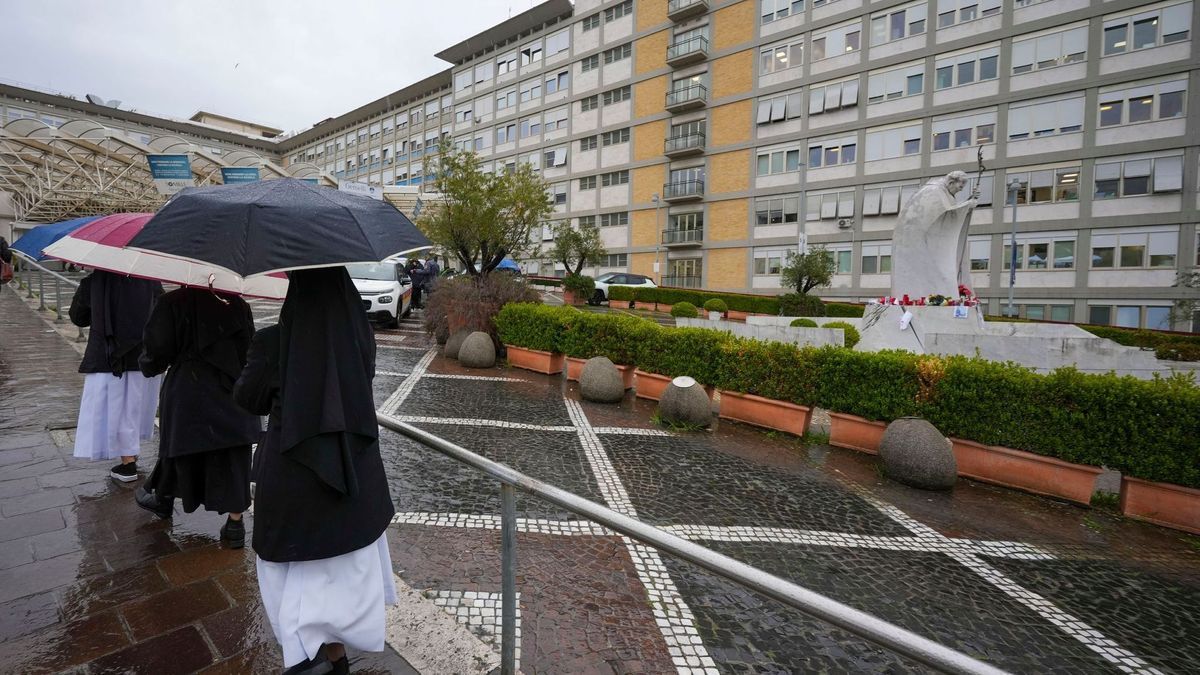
[207,273,231,305]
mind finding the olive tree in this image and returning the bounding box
[781,245,836,295]
[547,218,607,276]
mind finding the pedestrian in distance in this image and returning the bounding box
[422,256,440,301]
[0,235,13,285]
[132,287,262,548]
[234,267,396,675]
[0,235,12,264]
[68,270,163,482]
[406,257,424,309]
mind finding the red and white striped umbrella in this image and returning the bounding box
[42,213,288,299]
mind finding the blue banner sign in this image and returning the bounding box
[300,177,320,185]
[221,167,260,184]
[146,154,194,195]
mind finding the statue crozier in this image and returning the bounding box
[889,170,977,299]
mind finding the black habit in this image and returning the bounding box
[140,288,262,513]
[69,271,163,376]
[234,267,393,562]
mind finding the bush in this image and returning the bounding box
[424,274,541,346]
[813,348,922,422]
[1157,341,1200,361]
[825,321,860,349]
[790,318,818,328]
[703,298,728,313]
[495,303,573,352]
[633,287,659,304]
[563,273,595,297]
[714,339,819,405]
[635,326,729,385]
[657,288,706,307]
[825,302,865,318]
[608,285,636,302]
[780,293,825,317]
[558,311,656,364]
[670,302,699,318]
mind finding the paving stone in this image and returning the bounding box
[82,624,215,674]
[0,538,34,570]
[1,486,76,516]
[200,600,275,659]
[156,543,248,587]
[0,476,41,499]
[0,549,86,604]
[0,590,60,641]
[0,608,128,674]
[31,525,84,560]
[399,377,571,426]
[120,579,231,642]
[0,507,66,543]
[58,562,171,622]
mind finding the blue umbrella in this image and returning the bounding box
[11,216,102,261]
[496,258,520,272]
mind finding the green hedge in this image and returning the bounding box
[790,318,818,328]
[714,340,819,405]
[634,326,729,386]
[608,286,636,302]
[628,287,780,314]
[495,303,574,352]
[559,311,655,364]
[825,321,861,349]
[779,293,825,317]
[825,302,866,318]
[703,298,728,313]
[671,302,699,318]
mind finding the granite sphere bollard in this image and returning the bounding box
[658,376,711,428]
[580,356,624,403]
[443,329,471,359]
[878,417,957,490]
[458,331,497,368]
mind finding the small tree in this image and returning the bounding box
[781,245,836,295]
[418,141,553,276]
[548,219,606,276]
[1168,270,1200,329]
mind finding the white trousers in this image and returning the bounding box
[73,371,161,460]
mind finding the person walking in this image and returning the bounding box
[234,267,395,675]
[1,235,13,285]
[69,270,163,481]
[405,257,424,309]
[421,257,440,300]
[132,287,262,547]
[0,235,11,263]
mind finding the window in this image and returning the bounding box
[761,39,804,74]
[762,0,805,24]
[581,54,600,72]
[546,30,570,56]
[669,212,703,232]
[600,212,629,226]
[1007,96,1085,140]
[935,47,999,89]
[520,79,542,102]
[808,79,860,115]
[545,70,570,94]
[601,170,630,186]
[455,104,474,124]
[497,52,518,76]
[604,0,633,21]
[580,135,598,151]
[754,249,794,276]
[937,0,1000,28]
[603,43,632,64]
[865,124,922,160]
[602,86,631,105]
[812,23,862,61]
[603,254,629,268]
[1103,3,1192,56]
[1094,155,1183,198]
[544,147,567,168]
[550,183,568,205]
[455,70,473,91]
[1001,237,1076,270]
[863,183,922,215]
[861,244,893,274]
[932,111,996,150]
[1091,229,1178,268]
[871,3,928,44]
[757,147,803,175]
[969,239,990,270]
[805,190,856,221]
[521,41,543,66]
[495,124,516,144]
[520,115,542,138]
[580,95,599,112]
[582,13,600,31]
[1098,80,1188,127]
[1006,167,1080,204]
[497,89,517,110]
[579,175,597,189]
[756,90,804,125]
[601,128,630,145]
[835,249,853,274]
[1011,27,1087,74]
[755,194,801,224]
[474,62,494,84]
[807,137,857,168]
[867,63,924,103]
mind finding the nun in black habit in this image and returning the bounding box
[133,287,262,544]
[69,270,164,482]
[234,267,396,674]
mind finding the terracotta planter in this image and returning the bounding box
[563,289,579,305]
[727,310,750,321]
[951,439,1102,506]
[718,391,811,436]
[1120,477,1200,534]
[566,357,636,389]
[505,346,564,375]
[635,370,713,401]
[828,412,887,454]
[634,301,657,311]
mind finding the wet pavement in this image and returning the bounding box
[3,284,1200,673]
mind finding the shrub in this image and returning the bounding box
[714,339,819,406]
[703,298,728,313]
[633,287,659,304]
[779,293,825,317]
[657,288,706,307]
[824,321,861,349]
[495,303,573,352]
[563,273,595,297]
[1156,341,1200,361]
[670,302,699,318]
[559,311,655,364]
[825,302,865,318]
[424,274,540,346]
[813,348,921,422]
[635,326,729,385]
[790,318,818,328]
[608,285,636,302]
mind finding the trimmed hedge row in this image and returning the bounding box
[605,286,873,318]
[495,303,1200,488]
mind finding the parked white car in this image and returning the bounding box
[347,261,412,328]
[589,272,656,305]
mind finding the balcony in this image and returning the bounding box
[664,132,705,157]
[665,84,708,112]
[666,35,709,67]
[663,179,704,202]
[662,227,703,247]
[667,0,708,21]
[661,274,702,289]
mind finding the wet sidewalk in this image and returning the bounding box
[0,286,415,674]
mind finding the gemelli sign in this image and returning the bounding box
[146,154,194,195]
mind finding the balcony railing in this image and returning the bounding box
[663,179,705,201]
[668,0,709,21]
[664,132,706,157]
[662,227,704,246]
[666,35,709,66]
[661,274,703,288]
[665,84,708,111]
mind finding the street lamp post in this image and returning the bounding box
[652,193,662,284]
[1005,177,1021,318]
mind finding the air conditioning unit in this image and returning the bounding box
[837,219,851,229]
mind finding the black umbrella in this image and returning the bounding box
[128,178,431,276]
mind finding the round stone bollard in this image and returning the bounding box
[458,331,497,369]
[878,417,957,490]
[443,329,471,359]
[580,356,624,404]
[658,376,711,428]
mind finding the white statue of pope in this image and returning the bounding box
[890,170,978,299]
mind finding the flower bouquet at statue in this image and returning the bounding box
[873,285,979,307]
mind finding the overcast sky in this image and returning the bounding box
[4,0,540,133]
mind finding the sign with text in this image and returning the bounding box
[338,180,382,200]
[220,166,260,184]
[146,154,194,195]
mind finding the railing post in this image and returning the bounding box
[54,277,64,323]
[26,264,35,298]
[500,482,518,675]
[37,270,45,310]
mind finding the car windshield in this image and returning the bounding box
[346,262,395,281]
[596,273,619,282]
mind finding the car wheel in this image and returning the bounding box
[590,289,605,306]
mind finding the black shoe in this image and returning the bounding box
[330,656,348,675]
[134,486,173,519]
[110,461,138,483]
[220,517,245,549]
[282,657,333,675]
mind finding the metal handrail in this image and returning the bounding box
[376,412,1008,675]
[10,252,85,335]
[667,35,710,60]
[666,83,708,107]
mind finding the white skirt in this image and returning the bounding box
[73,371,161,460]
[257,533,398,667]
